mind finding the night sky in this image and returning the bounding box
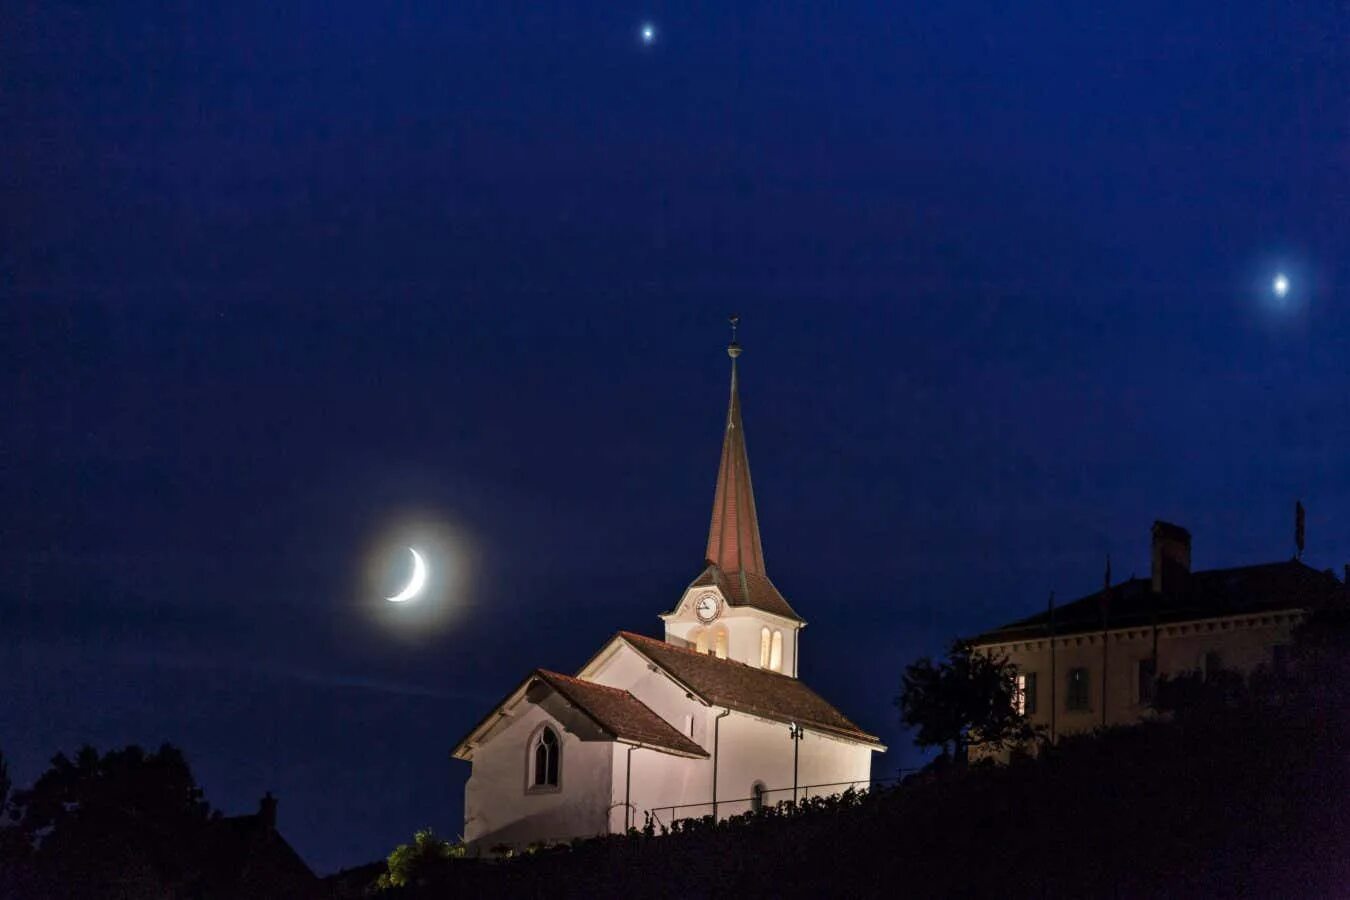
[5,1,1348,875]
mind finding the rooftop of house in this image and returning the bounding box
[974,558,1345,646]
[194,795,320,898]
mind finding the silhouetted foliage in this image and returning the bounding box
[1,744,213,896]
[376,828,464,889]
[0,743,320,898]
[1153,665,1249,720]
[0,748,24,869]
[896,639,1036,764]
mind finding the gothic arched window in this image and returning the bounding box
[713,629,728,660]
[769,630,783,673]
[759,627,771,667]
[530,726,560,789]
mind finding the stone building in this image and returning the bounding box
[972,520,1346,745]
[451,337,884,852]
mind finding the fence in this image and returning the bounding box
[645,772,917,830]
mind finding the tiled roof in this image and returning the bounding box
[533,669,708,758]
[974,560,1346,645]
[615,631,882,746]
[689,564,803,622]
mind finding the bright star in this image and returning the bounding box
[1273,274,1289,298]
[640,23,656,45]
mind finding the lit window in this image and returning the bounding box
[694,630,708,654]
[1067,667,1090,711]
[769,631,783,672]
[759,627,771,668]
[1012,673,1038,715]
[530,726,560,789]
[713,630,727,660]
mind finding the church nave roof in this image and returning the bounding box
[612,631,883,747]
[532,669,709,758]
[451,668,709,761]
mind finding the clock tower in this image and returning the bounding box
[661,322,804,676]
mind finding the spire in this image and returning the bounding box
[705,316,767,575]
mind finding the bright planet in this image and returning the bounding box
[386,547,428,602]
[1272,273,1289,298]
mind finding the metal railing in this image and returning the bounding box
[645,772,917,830]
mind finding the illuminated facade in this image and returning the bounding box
[452,339,883,852]
[972,520,1346,755]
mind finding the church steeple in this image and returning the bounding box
[705,317,766,576]
[662,318,801,668]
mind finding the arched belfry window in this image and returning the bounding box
[769,631,783,673]
[759,627,771,667]
[530,725,560,789]
[713,629,728,660]
[694,630,709,654]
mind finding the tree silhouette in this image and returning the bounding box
[897,640,1034,764]
[0,748,22,865]
[7,743,214,892]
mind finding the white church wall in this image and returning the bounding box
[709,713,873,818]
[586,643,718,831]
[586,643,715,750]
[664,603,800,675]
[463,642,877,849]
[719,610,799,675]
[463,702,614,852]
[608,742,710,833]
[584,644,873,826]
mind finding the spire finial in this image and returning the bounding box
[727,314,742,358]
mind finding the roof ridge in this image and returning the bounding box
[607,632,882,746]
[536,668,633,696]
[529,667,709,759]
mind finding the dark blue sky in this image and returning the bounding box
[4,0,1348,874]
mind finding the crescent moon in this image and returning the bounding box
[386,548,428,602]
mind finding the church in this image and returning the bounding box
[452,333,884,852]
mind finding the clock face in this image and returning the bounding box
[694,591,721,623]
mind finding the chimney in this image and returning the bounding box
[259,792,277,832]
[1151,521,1191,594]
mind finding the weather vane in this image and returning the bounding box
[727,314,742,358]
